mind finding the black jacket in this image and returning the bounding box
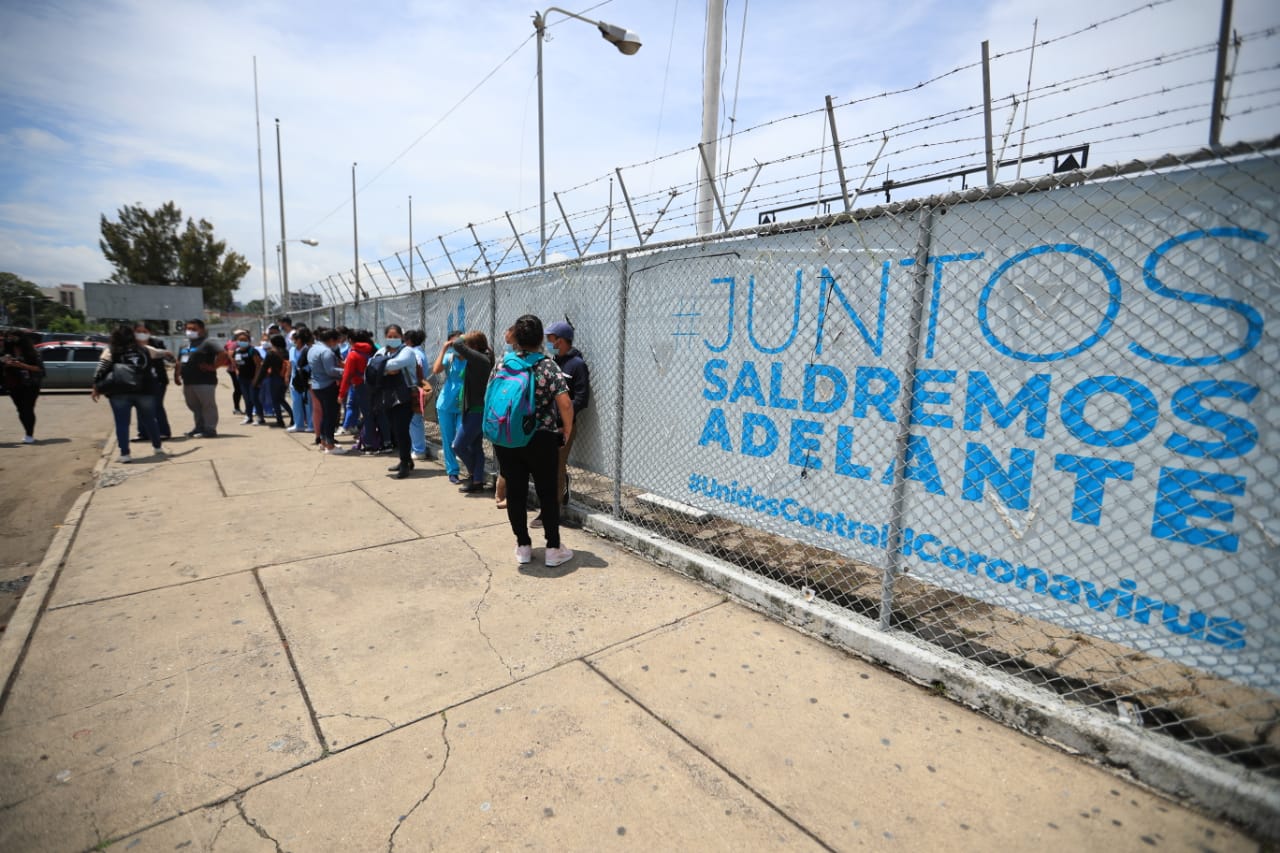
[554,348,590,413]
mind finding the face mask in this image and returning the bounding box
[237,341,251,349]
[186,330,200,340]
[385,338,402,349]
[135,333,150,343]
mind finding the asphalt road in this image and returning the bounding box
[0,388,107,635]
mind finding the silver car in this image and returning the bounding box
[34,341,107,389]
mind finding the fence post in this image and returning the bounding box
[612,254,630,516]
[879,205,934,630]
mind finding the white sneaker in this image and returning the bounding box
[241,417,253,425]
[325,446,347,454]
[22,435,35,444]
[119,454,133,464]
[335,427,349,436]
[152,447,167,457]
[544,547,574,568]
[412,452,428,461]
[514,545,532,564]
[286,426,300,433]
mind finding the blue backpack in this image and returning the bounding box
[483,351,545,447]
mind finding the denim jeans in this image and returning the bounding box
[409,411,426,455]
[437,406,461,477]
[238,373,260,419]
[342,386,360,429]
[290,386,311,430]
[110,393,161,457]
[452,410,485,484]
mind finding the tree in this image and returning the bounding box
[0,272,88,330]
[179,217,250,311]
[244,298,280,316]
[99,202,250,309]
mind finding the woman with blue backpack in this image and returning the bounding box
[486,314,574,568]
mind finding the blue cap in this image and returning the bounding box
[545,321,574,342]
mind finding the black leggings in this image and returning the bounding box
[494,430,561,548]
[8,386,39,436]
[315,384,340,444]
[388,401,413,467]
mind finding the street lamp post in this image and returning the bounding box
[274,118,291,314]
[533,6,640,265]
[276,238,319,313]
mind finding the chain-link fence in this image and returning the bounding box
[314,142,1279,793]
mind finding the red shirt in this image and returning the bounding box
[338,341,375,399]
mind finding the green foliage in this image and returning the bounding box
[0,272,85,330]
[98,202,250,309]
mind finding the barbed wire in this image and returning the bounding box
[303,8,1280,293]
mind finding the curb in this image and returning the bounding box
[581,510,1280,841]
[0,430,113,712]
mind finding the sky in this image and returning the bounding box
[1,0,1277,307]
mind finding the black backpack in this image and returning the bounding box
[98,347,152,396]
[291,345,312,392]
[363,353,392,390]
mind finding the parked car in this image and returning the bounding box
[41,331,109,343]
[34,340,107,389]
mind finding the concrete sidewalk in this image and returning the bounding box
[0,385,1258,851]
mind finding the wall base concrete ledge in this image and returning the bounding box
[582,510,1280,841]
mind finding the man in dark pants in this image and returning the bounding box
[173,318,229,437]
[533,320,590,528]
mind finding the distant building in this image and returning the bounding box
[40,284,85,313]
[287,291,323,310]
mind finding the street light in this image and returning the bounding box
[533,6,640,265]
[276,238,319,312]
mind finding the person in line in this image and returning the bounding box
[450,330,494,493]
[404,329,433,462]
[1,330,44,444]
[534,320,591,528]
[338,328,375,442]
[91,324,165,463]
[308,327,346,453]
[174,318,228,438]
[258,326,281,419]
[254,334,293,428]
[378,324,419,478]
[492,314,574,567]
[432,329,466,484]
[288,326,313,433]
[277,316,295,348]
[134,322,173,443]
[231,330,264,426]
[225,334,242,414]
[493,324,516,507]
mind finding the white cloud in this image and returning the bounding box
[0,0,1275,304]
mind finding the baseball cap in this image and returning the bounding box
[545,321,574,342]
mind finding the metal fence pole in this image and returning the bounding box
[612,254,630,516]
[879,205,934,630]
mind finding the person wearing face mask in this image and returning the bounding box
[173,318,229,438]
[132,322,174,443]
[91,324,166,463]
[1,330,45,444]
[231,331,264,426]
[449,330,494,493]
[376,324,421,478]
[308,328,346,453]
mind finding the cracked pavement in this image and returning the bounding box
[0,384,1258,851]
